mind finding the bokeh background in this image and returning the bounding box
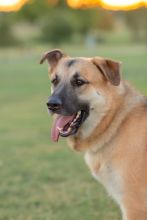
[0,1,147,219]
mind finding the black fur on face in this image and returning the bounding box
[48,81,89,116]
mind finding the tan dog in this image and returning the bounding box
[40,49,147,220]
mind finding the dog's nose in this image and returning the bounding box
[46,96,62,112]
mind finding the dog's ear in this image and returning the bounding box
[92,57,121,86]
[40,49,65,71]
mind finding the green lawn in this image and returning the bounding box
[0,44,147,220]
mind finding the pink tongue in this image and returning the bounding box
[51,115,75,142]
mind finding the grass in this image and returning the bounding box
[0,44,147,220]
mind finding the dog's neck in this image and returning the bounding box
[68,83,144,153]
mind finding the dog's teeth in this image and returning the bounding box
[71,111,81,125]
[70,122,74,126]
[61,127,71,135]
[77,111,81,117]
[77,113,80,118]
[77,111,81,116]
[76,115,79,120]
[67,127,71,132]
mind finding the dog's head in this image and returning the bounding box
[40,49,122,142]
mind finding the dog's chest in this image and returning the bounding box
[84,152,123,204]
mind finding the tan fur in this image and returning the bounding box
[67,62,147,220]
[41,50,147,220]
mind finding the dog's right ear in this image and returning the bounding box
[40,49,64,71]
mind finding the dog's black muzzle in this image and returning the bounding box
[46,90,90,137]
[46,96,62,113]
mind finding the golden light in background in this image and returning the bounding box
[0,0,29,12]
[67,0,147,10]
[0,0,147,12]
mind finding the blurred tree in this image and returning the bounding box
[0,0,116,46]
[69,8,115,35]
[40,7,115,44]
[124,8,147,43]
[92,9,114,31]
[15,0,52,22]
[0,13,19,46]
[15,0,67,22]
[40,9,74,45]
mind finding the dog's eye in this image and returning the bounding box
[74,79,86,87]
[51,76,59,86]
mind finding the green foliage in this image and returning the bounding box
[73,8,115,34]
[0,14,19,46]
[16,0,53,22]
[0,0,146,46]
[124,8,147,43]
[91,9,115,31]
[15,0,69,23]
[40,10,74,45]
[9,0,116,45]
[39,7,115,45]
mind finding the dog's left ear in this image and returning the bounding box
[40,49,65,71]
[92,57,121,86]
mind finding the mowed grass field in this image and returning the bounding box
[0,45,147,220]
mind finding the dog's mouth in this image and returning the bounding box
[51,110,88,142]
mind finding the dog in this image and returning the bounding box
[40,49,147,220]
